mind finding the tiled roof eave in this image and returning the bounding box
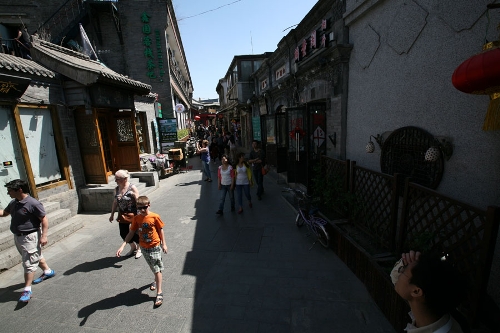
[31,36,151,94]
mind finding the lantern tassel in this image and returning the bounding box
[483,92,500,131]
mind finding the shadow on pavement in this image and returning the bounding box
[175,180,201,187]
[0,282,26,304]
[78,284,150,326]
[64,256,130,276]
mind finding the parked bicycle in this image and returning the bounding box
[283,187,330,249]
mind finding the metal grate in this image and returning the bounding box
[381,126,443,190]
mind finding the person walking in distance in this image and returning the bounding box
[216,154,235,215]
[116,196,168,307]
[234,152,253,214]
[109,170,142,259]
[197,140,212,182]
[0,179,55,302]
[248,140,266,200]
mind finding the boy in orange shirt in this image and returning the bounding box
[116,195,168,306]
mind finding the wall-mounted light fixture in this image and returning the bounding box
[424,138,453,162]
[366,134,384,153]
[328,133,337,148]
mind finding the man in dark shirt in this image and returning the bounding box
[0,179,55,302]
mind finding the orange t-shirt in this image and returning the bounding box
[130,212,164,249]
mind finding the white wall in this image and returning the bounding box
[345,0,500,209]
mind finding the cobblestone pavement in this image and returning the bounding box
[0,157,396,333]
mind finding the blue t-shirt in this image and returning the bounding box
[201,146,210,162]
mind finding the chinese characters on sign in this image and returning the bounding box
[321,19,327,30]
[294,17,329,63]
[155,30,165,81]
[141,12,163,81]
[0,81,17,94]
[275,65,286,80]
[261,78,268,91]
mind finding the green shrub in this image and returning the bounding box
[178,128,189,140]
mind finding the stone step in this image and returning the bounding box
[0,201,61,234]
[0,207,71,252]
[80,174,159,213]
[0,213,84,272]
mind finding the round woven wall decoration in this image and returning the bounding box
[380,126,443,190]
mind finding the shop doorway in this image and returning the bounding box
[287,107,307,185]
[74,108,140,184]
[286,103,327,188]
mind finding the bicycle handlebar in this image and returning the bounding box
[282,187,310,198]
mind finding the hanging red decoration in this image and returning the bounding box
[194,115,201,120]
[452,42,500,130]
[289,126,306,139]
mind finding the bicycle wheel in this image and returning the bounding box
[295,211,305,227]
[314,222,330,248]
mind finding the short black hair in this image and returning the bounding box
[5,179,30,194]
[410,253,467,318]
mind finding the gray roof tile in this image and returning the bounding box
[31,35,151,93]
[0,53,56,78]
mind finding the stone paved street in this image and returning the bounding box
[0,157,396,333]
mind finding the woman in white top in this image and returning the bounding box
[216,154,235,215]
[234,152,253,214]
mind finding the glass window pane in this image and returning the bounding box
[19,107,62,186]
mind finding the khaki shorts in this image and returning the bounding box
[14,230,42,273]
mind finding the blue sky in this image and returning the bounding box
[173,0,318,100]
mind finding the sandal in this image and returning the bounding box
[150,281,156,291]
[155,293,163,307]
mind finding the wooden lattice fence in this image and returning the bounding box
[350,163,400,251]
[399,180,500,324]
[317,156,500,329]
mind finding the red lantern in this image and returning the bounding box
[194,115,201,120]
[452,42,500,130]
[452,46,500,95]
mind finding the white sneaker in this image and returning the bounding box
[135,249,142,259]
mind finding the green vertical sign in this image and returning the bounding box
[252,116,261,141]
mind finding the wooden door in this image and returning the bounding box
[74,108,108,184]
[110,111,141,172]
[287,107,308,185]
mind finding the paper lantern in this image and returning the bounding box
[452,42,500,130]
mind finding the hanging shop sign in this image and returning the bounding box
[89,84,134,108]
[294,17,330,63]
[0,74,30,99]
[175,103,185,113]
[158,118,177,153]
[141,12,165,82]
[252,116,261,141]
[275,65,286,81]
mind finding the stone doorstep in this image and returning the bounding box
[0,208,72,252]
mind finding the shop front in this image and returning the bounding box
[31,36,151,184]
[0,56,75,209]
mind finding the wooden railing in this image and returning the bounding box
[317,155,500,330]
